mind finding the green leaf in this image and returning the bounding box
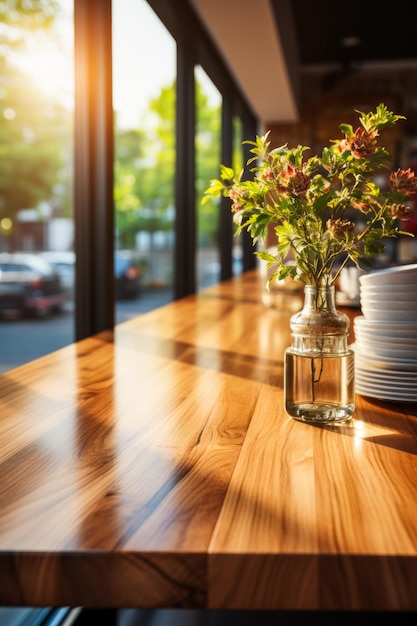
[339,123,353,138]
[219,164,235,181]
[256,250,277,262]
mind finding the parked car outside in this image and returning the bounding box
[0,252,67,318]
[115,251,142,299]
[41,250,143,300]
[39,250,75,299]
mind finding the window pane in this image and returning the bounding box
[232,115,244,275]
[112,0,176,322]
[195,65,221,290]
[0,0,74,374]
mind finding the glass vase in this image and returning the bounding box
[284,284,355,423]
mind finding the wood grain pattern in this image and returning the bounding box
[1,270,417,610]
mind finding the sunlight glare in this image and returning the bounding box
[17,39,73,104]
[8,0,73,108]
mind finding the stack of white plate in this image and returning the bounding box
[353,263,417,402]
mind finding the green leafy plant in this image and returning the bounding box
[203,103,417,287]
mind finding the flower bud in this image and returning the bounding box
[276,165,310,196]
[344,128,378,159]
[327,218,355,238]
[390,203,413,220]
[389,168,417,193]
[229,186,245,212]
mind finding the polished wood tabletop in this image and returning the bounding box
[1,270,417,611]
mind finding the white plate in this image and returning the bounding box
[354,324,417,337]
[360,295,417,305]
[354,331,417,344]
[355,384,417,402]
[355,368,417,385]
[355,363,417,380]
[355,343,417,359]
[354,316,417,334]
[354,331,417,346]
[359,284,417,302]
[354,344,417,361]
[353,346,417,371]
[360,305,417,315]
[359,264,417,286]
[360,308,417,322]
[356,377,417,392]
[355,354,417,369]
[355,343,417,356]
[361,284,417,294]
[355,375,417,394]
[354,330,417,341]
[356,379,417,393]
[357,377,417,392]
[354,315,417,326]
[355,366,417,383]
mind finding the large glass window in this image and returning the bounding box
[0,0,74,374]
[112,0,176,322]
[0,0,257,373]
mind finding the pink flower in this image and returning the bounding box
[261,169,274,180]
[276,164,310,196]
[229,186,245,212]
[391,203,413,220]
[344,128,378,159]
[350,198,371,214]
[327,218,355,238]
[389,168,417,193]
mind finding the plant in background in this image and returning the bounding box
[203,103,417,287]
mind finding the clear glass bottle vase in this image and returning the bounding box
[284,284,355,423]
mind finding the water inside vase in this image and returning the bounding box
[285,349,355,423]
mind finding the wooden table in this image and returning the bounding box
[1,270,417,611]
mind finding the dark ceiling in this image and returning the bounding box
[283,1,417,68]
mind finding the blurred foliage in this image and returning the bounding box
[0,0,72,238]
[0,0,58,52]
[0,59,69,217]
[114,77,223,248]
[1,1,236,255]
